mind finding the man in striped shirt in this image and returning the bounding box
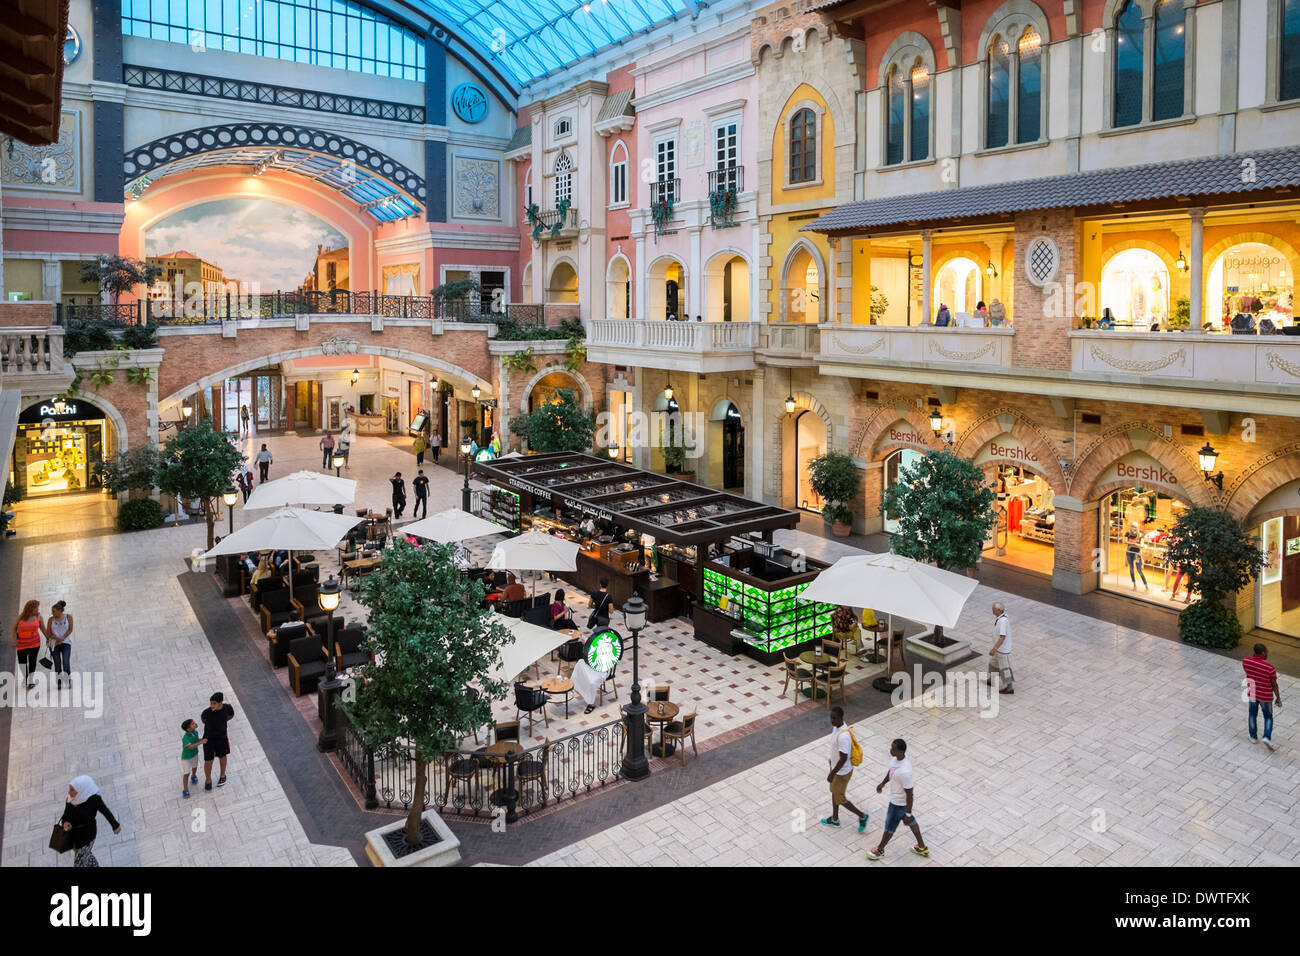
[1242,644,1281,751]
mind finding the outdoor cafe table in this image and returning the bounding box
[541,677,574,717]
[798,649,837,699]
[485,740,527,823]
[644,701,681,758]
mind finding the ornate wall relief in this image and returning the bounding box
[2,110,80,192]
[453,155,500,220]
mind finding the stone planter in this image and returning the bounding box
[677,473,696,484]
[904,628,971,667]
[364,809,461,868]
[831,521,851,537]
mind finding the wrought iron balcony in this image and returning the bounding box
[649,178,680,206]
[708,165,743,195]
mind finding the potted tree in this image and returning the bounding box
[1164,507,1261,649]
[508,388,595,453]
[346,541,513,866]
[154,421,245,550]
[808,450,859,536]
[881,449,996,664]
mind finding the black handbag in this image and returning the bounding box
[49,819,73,854]
[587,593,611,630]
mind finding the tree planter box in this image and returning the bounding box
[364,809,461,867]
[904,628,972,667]
[831,522,851,537]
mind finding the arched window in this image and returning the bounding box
[554,150,572,206]
[1016,29,1042,143]
[886,67,906,164]
[789,109,817,184]
[1113,1,1146,128]
[609,141,628,207]
[1152,0,1186,121]
[1285,0,1300,101]
[986,39,1011,149]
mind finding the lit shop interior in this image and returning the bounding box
[979,463,1057,576]
[1254,516,1300,639]
[1098,486,1194,609]
[471,453,835,664]
[10,399,112,498]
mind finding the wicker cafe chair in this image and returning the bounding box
[493,720,521,744]
[514,681,551,735]
[516,739,550,805]
[597,661,619,705]
[443,750,481,806]
[781,652,815,702]
[824,664,847,709]
[662,711,698,766]
[556,639,583,677]
[621,715,655,754]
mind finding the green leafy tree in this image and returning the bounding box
[1164,507,1262,649]
[808,450,859,527]
[96,445,163,498]
[78,255,163,305]
[509,388,594,453]
[154,420,245,549]
[342,541,513,846]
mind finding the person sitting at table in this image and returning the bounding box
[502,575,527,604]
[249,556,273,589]
[551,589,577,630]
[240,552,258,577]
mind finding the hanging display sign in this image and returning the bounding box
[1096,451,1182,497]
[584,628,624,673]
[19,399,104,424]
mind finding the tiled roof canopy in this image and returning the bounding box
[804,147,1300,235]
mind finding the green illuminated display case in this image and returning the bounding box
[478,487,521,533]
[696,553,834,664]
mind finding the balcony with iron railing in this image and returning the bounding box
[708,166,743,228]
[528,205,580,241]
[587,318,759,373]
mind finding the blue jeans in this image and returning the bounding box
[51,642,71,675]
[1249,700,1274,741]
[884,802,917,834]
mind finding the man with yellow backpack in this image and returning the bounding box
[823,706,868,831]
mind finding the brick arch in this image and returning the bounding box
[1098,236,1179,271]
[1202,232,1300,297]
[515,364,593,413]
[157,342,488,410]
[856,406,944,461]
[773,390,833,438]
[1071,422,1216,507]
[1226,446,1300,522]
[953,408,1067,493]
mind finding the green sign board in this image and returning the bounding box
[584,628,623,673]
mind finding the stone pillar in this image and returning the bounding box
[1189,207,1205,332]
[688,226,703,320]
[1012,208,1076,369]
[859,459,884,533]
[986,238,1005,305]
[826,235,840,324]
[634,235,647,320]
[284,382,297,434]
[1051,494,1099,594]
[749,367,765,501]
[210,386,223,433]
[920,230,932,325]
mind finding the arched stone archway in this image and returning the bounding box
[515,364,593,413]
[854,407,944,462]
[1226,446,1300,521]
[703,248,751,323]
[1071,424,1216,508]
[547,258,579,304]
[954,408,1067,493]
[646,254,688,321]
[778,238,826,323]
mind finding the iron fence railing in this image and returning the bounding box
[337,707,626,822]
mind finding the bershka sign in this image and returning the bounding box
[883,424,928,448]
[975,434,1039,465]
[1098,452,1181,494]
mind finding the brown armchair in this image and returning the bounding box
[259,589,302,633]
[268,620,310,668]
[824,664,847,708]
[287,634,329,696]
[781,652,815,702]
[662,711,698,765]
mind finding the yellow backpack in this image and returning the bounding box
[843,727,863,767]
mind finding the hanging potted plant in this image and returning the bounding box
[808,450,858,537]
[651,197,674,238]
[550,198,570,240]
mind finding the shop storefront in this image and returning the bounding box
[1095,452,1193,608]
[1244,478,1300,639]
[973,435,1056,576]
[1206,242,1294,329]
[881,438,926,533]
[12,399,110,498]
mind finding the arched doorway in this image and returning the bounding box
[1099,248,1170,327]
[704,252,750,322]
[648,257,686,320]
[12,398,116,498]
[606,256,631,319]
[881,447,924,533]
[707,399,745,491]
[1206,241,1294,330]
[793,410,826,511]
[521,262,533,304]
[526,370,585,412]
[934,256,981,315]
[782,243,821,322]
[548,261,578,303]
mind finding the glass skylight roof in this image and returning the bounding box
[419,0,697,87]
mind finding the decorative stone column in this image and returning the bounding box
[1189,207,1205,332]
[920,230,933,325]
[1050,494,1099,594]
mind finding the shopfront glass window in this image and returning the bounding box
[1283,0,1300,101]
[1152,0,1186,121]
[1100,489,1192,605]
[1113,0,1145,128]
[1256,516,1300,636]
[1100,249,1171,327]
[795,411,827,512]
[1016,30,1042,143]
[883,448,923,534]
[1205,242,1294,330]
[886,68,906,165]
[986,40,1011,149]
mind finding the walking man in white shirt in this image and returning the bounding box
[865,738,928,860]
[988,602,1014,695]
[822,707,868,831]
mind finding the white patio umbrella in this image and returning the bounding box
[402,508,506,544]
[489,530,580,596]
[204,506,363,604]
[799,551,980,677]
[487,615,572,688]
[244,469,357,510]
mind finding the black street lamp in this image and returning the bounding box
[316,576,344,752]
[181,400,193,427]
[332,450,345,478]
[222,485,237,536]
[1198,442,1225,490]
[620,592,650,782]
[461,436,473,512]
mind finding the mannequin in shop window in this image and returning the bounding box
[1124,522,1149,592]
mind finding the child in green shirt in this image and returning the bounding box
[181,719,206,799]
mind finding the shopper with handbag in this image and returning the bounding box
[58,775,121,867]
[14,599,45,691]
[46,600,73,689]
[588,579,612,630]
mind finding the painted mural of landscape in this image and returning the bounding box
[144,198,350,294]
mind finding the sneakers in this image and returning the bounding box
[820,817,841,827]
[999,687,1014,694]
[204,782,212,791]
[217,776,227,787]
[858,814,869,833]
[190,773,198,785]
[910,845,930,857]
[1250,736,1259,744]
[865,847,883,861]
[1264,738,1276,751]
[182,790,191,799]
